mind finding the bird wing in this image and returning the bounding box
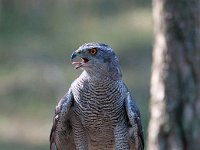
[125,92,144,150]
[50,89,76,150]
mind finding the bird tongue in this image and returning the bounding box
[72,58,89,64]
[72,62,81,65]
[72,58,89,69]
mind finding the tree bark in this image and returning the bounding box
[148,0,200,150]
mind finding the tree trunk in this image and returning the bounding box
[148,0,200,150]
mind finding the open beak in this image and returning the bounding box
[71,51,89,69]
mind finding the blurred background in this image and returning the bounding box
[0,0,152,150]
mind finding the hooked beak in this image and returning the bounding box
[70,50,89,69]
[71,51,78,61]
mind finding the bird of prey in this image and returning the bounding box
[50,43,144,150]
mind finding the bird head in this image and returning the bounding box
[71,43,122,79]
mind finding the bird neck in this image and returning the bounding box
[82,65,122,82]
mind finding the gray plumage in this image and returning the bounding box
[50,43,144,150]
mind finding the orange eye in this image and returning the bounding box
[89,48,97,55]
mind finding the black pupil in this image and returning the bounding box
[91,50,95,54]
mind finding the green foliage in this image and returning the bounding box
[0,0,151,149]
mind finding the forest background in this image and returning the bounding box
[0,1,152,149]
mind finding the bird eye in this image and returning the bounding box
[89,48,97,55]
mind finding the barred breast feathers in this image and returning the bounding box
[70,71,127,126]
